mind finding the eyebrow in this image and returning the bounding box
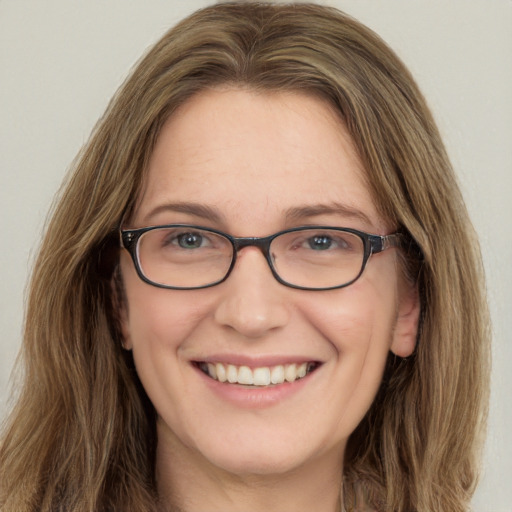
[284,202,373,226]
[142,202,224,224]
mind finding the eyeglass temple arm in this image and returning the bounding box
[369,233,405,254]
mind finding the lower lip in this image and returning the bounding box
[193,365,317,409]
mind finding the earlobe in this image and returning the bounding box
[390,283,420,358]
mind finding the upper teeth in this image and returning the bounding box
[199,362,314,386]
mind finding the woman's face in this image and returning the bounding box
[119,88,419,478]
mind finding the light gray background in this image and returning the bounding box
[1,1,510,510]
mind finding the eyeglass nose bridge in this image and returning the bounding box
[227,234,278,278]
[232,235,274,252]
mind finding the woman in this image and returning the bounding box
[0,2,490,512]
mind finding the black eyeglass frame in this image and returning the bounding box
[120,224,405,291]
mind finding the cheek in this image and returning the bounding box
[300,279,398,355]
[297,280,399,423]
[121,272,217,426]
[120,257,217,377]
[126,292,213,361]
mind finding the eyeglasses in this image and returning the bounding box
[120,224,404,291]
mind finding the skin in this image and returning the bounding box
[119,88,419,512]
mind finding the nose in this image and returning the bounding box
[213,247,290,338]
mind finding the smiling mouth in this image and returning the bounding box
[195,361,320,387]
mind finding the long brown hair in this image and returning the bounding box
[1,3,490,511]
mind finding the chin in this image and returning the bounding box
[203,446,316,477]
[181,424,340,479]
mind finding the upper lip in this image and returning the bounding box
[191,354,322,368]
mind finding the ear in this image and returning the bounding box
[111,271,133,351]
[390,282,420,357]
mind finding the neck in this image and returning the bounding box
[155,428,344,512]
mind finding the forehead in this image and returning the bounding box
[134,88,386,233]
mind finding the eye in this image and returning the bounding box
[158,229,211,250]
[154,227,230,255]
[304,233,353,251]
[308,234,334,251]
[175,232,205,249]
